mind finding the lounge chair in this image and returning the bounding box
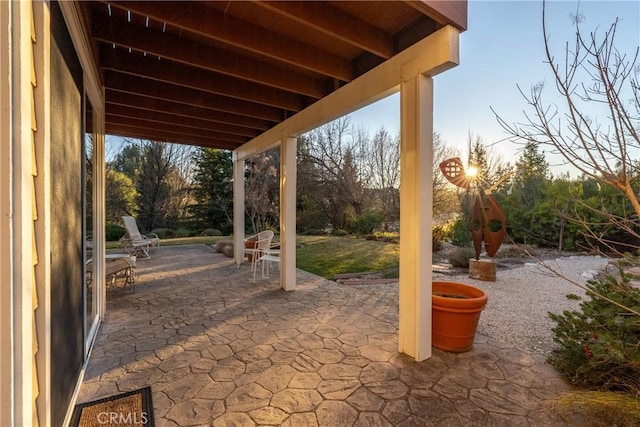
[120,215,160,258]
[86,254,136,293]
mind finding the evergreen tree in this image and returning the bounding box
[515,142,549,207]
[190,148,233,234]
[500,142,552,245]
[112,143,143,181]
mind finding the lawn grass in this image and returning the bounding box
[106,235,224,250]
[296,235,399,279]
[107,234,400,280]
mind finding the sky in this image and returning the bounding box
[348,0,640,177]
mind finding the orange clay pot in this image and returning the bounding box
[432,281,488,352]
[244,238,258,262]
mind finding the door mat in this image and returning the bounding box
[70,386,154,427]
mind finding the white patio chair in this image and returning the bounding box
[244,230,274,283]
[121,215,160,258]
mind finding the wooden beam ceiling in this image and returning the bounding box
[250,1,394,59]
[103,1,353,80]
[105,90,272,131]
[92,17,327,98]
[82,1,466,149]
[99,49,308,111]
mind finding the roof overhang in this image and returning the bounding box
[75,1,467,150]
[234,24,460,161]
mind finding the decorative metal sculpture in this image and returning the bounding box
[439,157,507,260]
[439,157,470,189]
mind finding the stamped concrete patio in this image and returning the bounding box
[77,244,573,426]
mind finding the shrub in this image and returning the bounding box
[220,244,234,258]
[447,247,476,268]
[333,229,349,236]
[213,240,234,258]
[174,228,194,238]
[433,225,445,251]
[297,209,328,234]
[106,223,126,242]
[450,215,472,248]
[495,244,536,259]
[375,232,399,243]
[151,228,174,239]
[554,390,640,427]
[214,239,233,253]
[299,229,326,235]
[547,271,640,394]
[349,211,384,235]
[201,228,223,236]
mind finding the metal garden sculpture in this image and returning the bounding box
[439,157,507,260]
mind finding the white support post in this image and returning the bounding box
[0,2,37,425]
[232,156,245,266]
[93,110,106,319]
[32,2,52,424]
[398,68,434,362]
[279,136,297,291]
[0,2,14,425]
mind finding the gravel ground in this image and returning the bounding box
[438,255,611,356]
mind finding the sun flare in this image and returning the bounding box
[466,166,479,178]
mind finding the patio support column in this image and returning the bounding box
[398,67,434,362]
[92,109,106,318]
[232,156,245,266]
[279,136,297,291]
[0,2,36,425]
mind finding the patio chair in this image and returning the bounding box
[120,216,160,258]
[244,230,274,283]
[86,255,136,293]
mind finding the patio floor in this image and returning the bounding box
[78,244,573,426]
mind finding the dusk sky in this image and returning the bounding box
[349,0,640,176]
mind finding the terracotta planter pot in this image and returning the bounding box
[432,281,488,352]
[244,238,257,262]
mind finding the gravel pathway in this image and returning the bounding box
[439,255,611,356]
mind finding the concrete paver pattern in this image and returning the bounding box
[78,245,572,426]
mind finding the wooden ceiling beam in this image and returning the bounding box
[105,90,272,131]
[405,0,467,31]
[92,17,326,98]
[99,48,306,111]
[106,114,248,143]
[251,1,393,59]
[104,72,285,122]
[106,123,243,150]
[106,104,260,138]
[235,25,460,161]
[103,1,353,81]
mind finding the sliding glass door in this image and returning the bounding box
[84,96,98,354]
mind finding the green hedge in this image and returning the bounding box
[106,223,126,241]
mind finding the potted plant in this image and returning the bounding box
[244,235,258,262]
[432,281,488,352]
